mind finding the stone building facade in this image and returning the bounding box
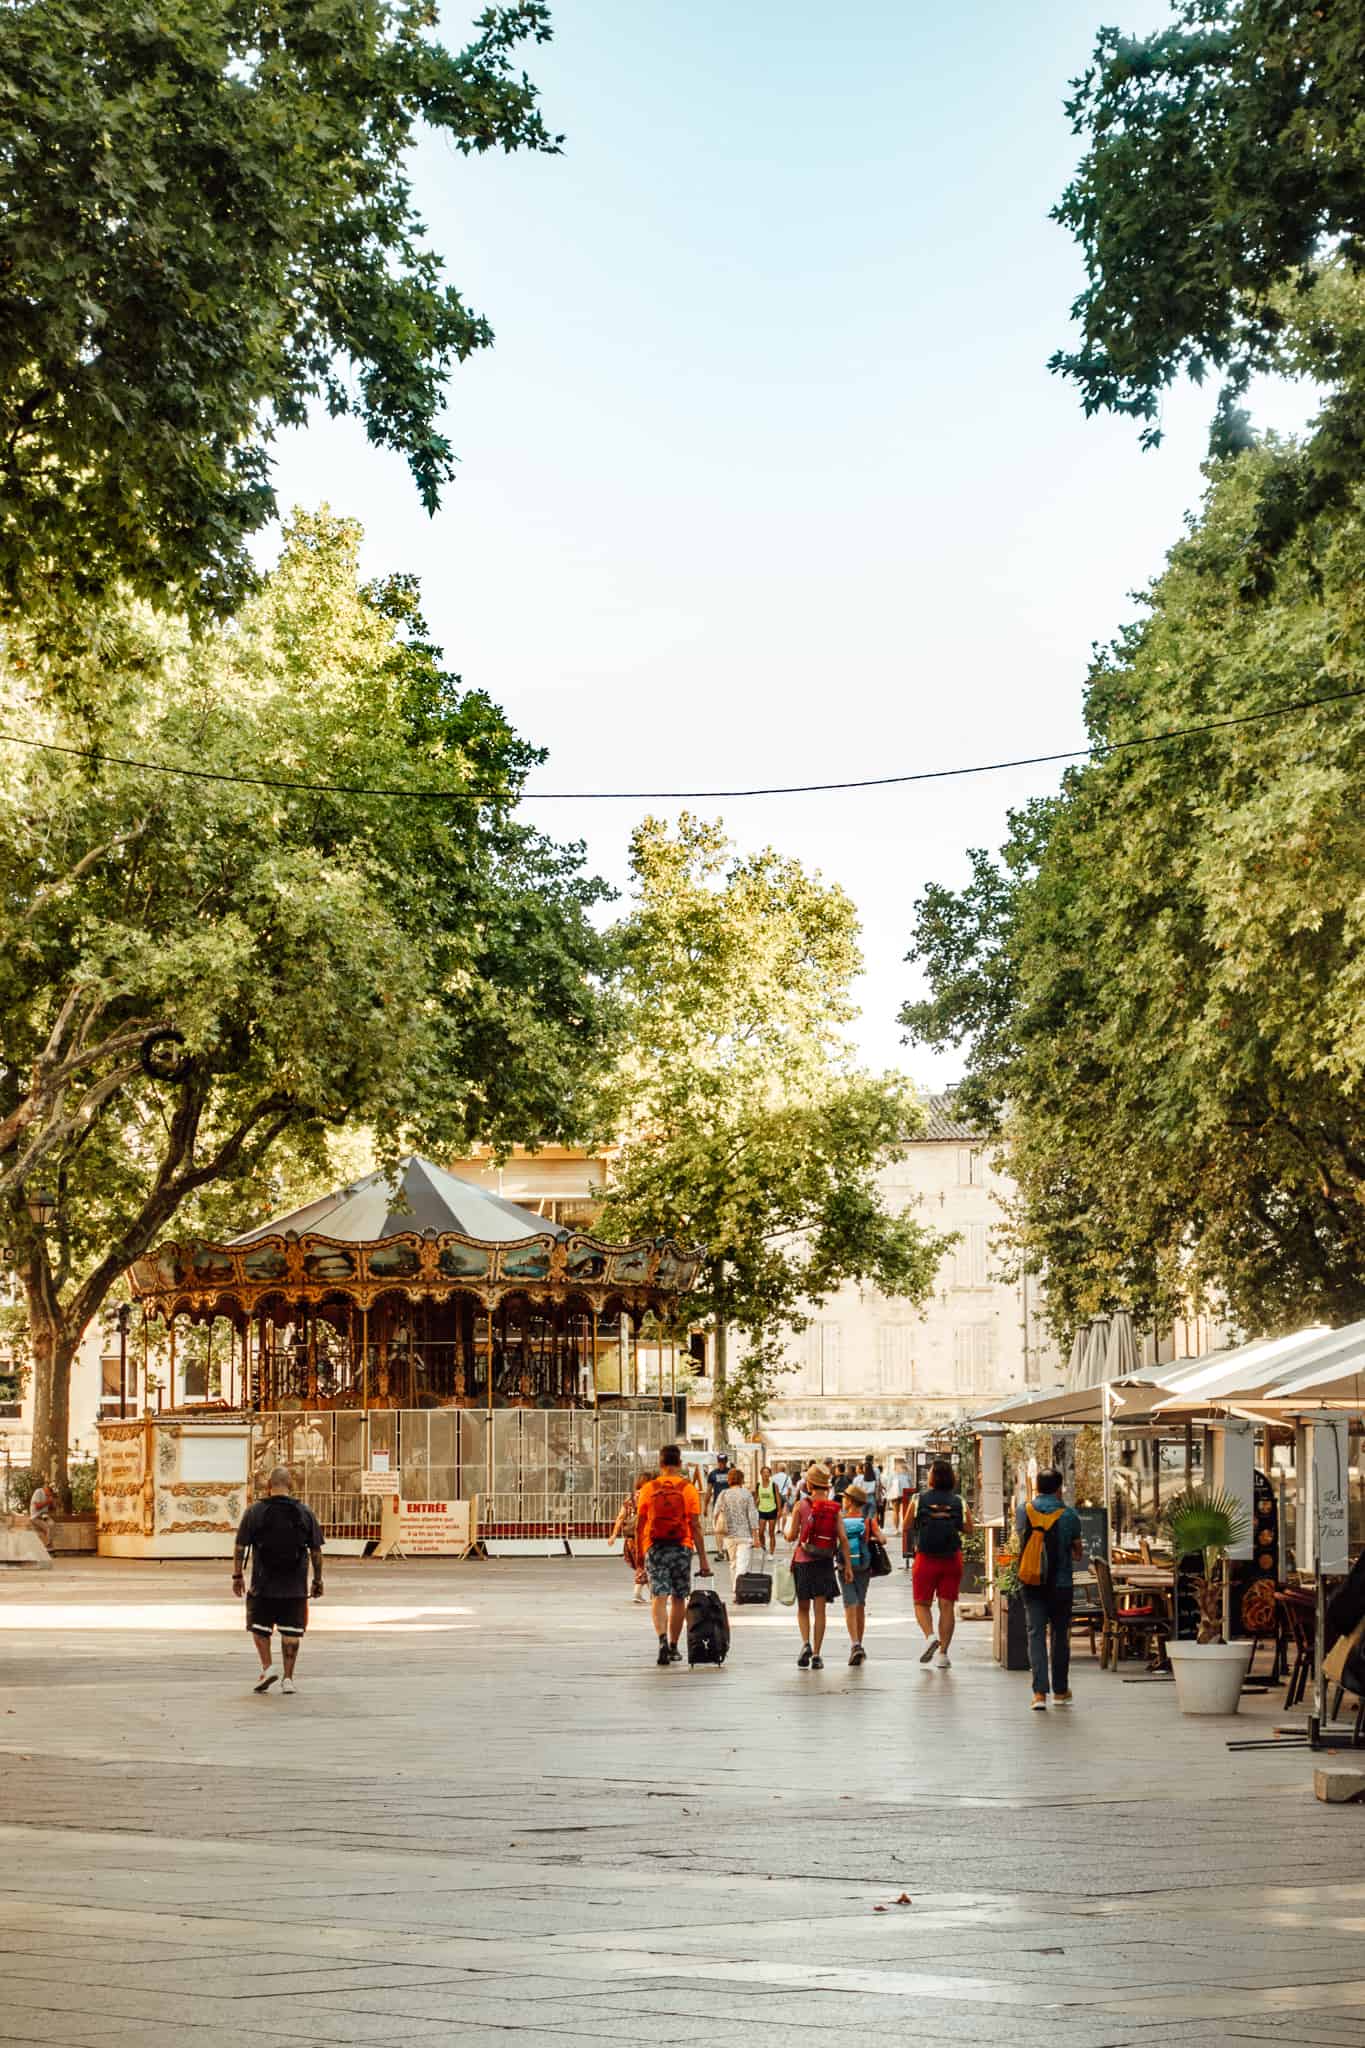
[686,1092,1061,1461]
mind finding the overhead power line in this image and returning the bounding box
[0,683,1360,803]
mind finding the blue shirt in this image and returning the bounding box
[1015,1496,1083,1590]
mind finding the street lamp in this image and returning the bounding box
[25,1188,56,1230]
[116,1302,132,1419]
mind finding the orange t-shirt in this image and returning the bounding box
[636,1473,701,1551]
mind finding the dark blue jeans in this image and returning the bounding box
[1023,1586,1074,1696]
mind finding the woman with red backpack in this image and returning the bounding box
[784,1463,853,1670]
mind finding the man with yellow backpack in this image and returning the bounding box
[1014,1469,1085,1712]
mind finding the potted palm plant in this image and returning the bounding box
[1162,1488,1254,1715]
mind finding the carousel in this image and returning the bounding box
[97,1156,702,1558]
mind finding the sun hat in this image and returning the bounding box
[843,1483,868,1506]
[806,1463,831,1490]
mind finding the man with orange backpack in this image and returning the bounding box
[784,1464,853,1670]
[1014,1469,1084,1711]
[636,1444,713,1666]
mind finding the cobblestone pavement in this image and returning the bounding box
[1,1554,1362,2046]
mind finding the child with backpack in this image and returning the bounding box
[912,1458,972,1670]
[784,1464,853,1670]
[839,1481,884,1666]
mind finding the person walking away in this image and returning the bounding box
[784,1464,852,1670]
[913,1458,972,1669]
[28,1476,57,1549]
[840,1482,883,1666]
[888,1458,913,1567]
[859,1454,883,1519]
[755,1466,781,1554]
[1016,1468,1084,1710]
[233,1464,324,1694]
[636,1444,712,1666]
[706,1452,731,1508]
[608,1473,651,1602]
[713,1466,760,1587]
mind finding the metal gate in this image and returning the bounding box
[248,1407,677,1540]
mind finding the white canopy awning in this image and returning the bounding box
[982,1318,1365,1429]
[757,1426,932,1454]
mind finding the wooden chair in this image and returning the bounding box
[1094,1556,1171,1671]
[1276,1590,1316,1709]
[1069,1592,1100,1659]
[1139,1537,1154,1565]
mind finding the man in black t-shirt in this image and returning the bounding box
[233,1465,324,1695]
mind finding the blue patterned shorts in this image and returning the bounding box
[646,1543,693,1599]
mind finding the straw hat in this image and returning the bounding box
[806,1463,831,1490]
[843,1483,867,1506]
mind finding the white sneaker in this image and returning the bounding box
[935,1653,951,1669]
[280,1677,296,1695]
[253,1665,278,1693]
[918,1637,939,1665]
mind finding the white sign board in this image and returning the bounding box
[360,1470,398,1497]
[180,1431,249,1485]
[1212,1420,1255,1562]
[978,1434,1005,1525]
[1308,1416,1350,1576]
[379,1497,474,1556]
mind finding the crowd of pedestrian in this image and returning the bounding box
[224,1445,1085,1707]
[613,1443,1018,1680]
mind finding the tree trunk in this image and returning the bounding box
[27,1277,76,1505]
[711,1271,728,1396]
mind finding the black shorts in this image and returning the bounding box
[793,1558,838,1603]
[758,1509,778,1523]
[246,1595,308,1637]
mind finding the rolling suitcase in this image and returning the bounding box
[686,1585,730,1665]
[734,1560,773,1605]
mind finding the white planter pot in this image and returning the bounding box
[1167,1638,1254,1716]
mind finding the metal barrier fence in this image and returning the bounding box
[248,1406,678,1541]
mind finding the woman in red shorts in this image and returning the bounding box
[911,1458,973,1670]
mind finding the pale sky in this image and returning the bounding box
[266,0,1315,1083]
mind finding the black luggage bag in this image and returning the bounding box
[686,1586,731,1665]
[734,1566,772,1605]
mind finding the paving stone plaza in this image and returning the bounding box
[2,1554,1363,2048]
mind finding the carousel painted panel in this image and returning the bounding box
[98,1415,251,1557]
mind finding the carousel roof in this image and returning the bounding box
[228,1155,572,1248]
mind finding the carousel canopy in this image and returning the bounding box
[229,1156,571,1248]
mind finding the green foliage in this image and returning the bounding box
[1052,1,1365,576]
[4,1465,38,1512]
[67,1460,96,1515]
[1164,1486,1250,1568]
[0,0,558,637]
[904,447,1365,1338]
[711,1346,785,1442]
[0,510,611,1480]
[1164,1485,1250,1640]
[601,816,949,1434]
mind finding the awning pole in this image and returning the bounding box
[1101,1380,1114,1557]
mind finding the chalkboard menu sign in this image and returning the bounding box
[1075,1506,1109,1561]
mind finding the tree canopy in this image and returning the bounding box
[902,447,1365,1340]
[0,510,610,1482]
[601,816,946,1436]
[0,0,557,635]
[1052,0,1365,576]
